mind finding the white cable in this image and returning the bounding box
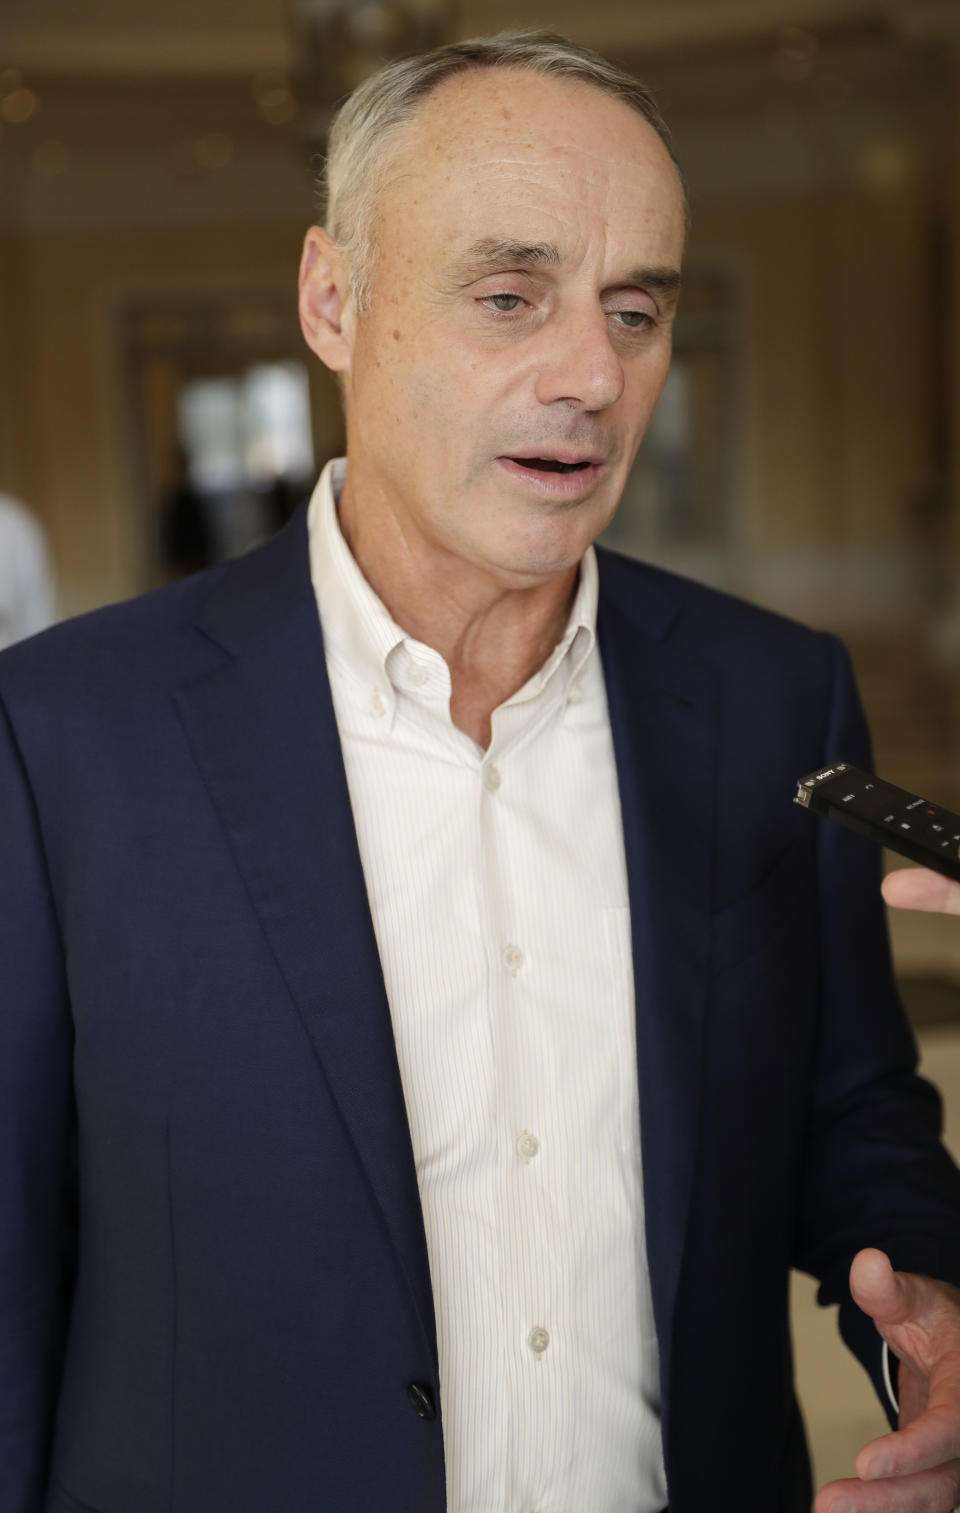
[881,1340,900,1416]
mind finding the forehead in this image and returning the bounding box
[378,68,684,267]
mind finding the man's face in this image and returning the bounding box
[339,68,686,588]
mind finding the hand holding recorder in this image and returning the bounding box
[795,762,960,916]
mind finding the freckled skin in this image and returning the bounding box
[299,67,686,742]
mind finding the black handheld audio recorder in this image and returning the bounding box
[794,762,960,884]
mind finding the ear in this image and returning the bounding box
[298,226,355,374]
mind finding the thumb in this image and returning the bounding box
[849,1248,917,1331]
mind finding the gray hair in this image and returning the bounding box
[320,29,684,314]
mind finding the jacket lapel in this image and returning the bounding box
[175,514,437,1366]
[597,552,719,1419]
[173,520,718,1398]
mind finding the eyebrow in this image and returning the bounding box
[448,238,682,303]
[450,238,563,279]
[624,267,683,303]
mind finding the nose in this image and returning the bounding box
[533,305,626,413]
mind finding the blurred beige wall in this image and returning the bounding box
[0,220,314,615]
[688,183,931,604]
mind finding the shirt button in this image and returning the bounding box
[370,689,385,717]
[516,1130,539,1162]
[484,764,501,793]
[407,663,428,686]
[527,1326,550,1356]
[502,944,523,974]
[566,682,584,705]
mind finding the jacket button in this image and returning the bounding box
[406,1380,437,1421]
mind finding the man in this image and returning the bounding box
[3,30,960,1513]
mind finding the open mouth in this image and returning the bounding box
[507,457,592,474]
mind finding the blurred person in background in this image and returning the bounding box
[4,29,960,1513]
[0,491,57,649]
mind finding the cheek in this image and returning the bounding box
[395,346,484,437]
[630,348,673,420]
[352,329,420,423]
[353,347,469,473]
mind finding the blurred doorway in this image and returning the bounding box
[118,292,335,586]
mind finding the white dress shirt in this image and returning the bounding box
[308,458,666,1513]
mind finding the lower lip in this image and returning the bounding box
[495,457,602,499]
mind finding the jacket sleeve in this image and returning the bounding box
[0,689,77,1512]
[795,635,960,1425]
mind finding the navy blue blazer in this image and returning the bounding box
[3,507,960,1513]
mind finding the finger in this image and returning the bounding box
[849,1249,924,1331]
[857,1388,960,1480]
[815,1460,960,1513]
[849,1252,960,1388]
[882,868,960,916]
[856,1341,960,1479]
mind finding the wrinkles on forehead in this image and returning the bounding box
[383,68,680,203]
[399,152,680,244]
[363,70,685,305]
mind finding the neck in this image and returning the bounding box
[337,473,579,749]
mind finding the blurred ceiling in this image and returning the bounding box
[1,1,957,231]
[3,0,960,73]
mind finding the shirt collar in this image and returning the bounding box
[307,456,598,728]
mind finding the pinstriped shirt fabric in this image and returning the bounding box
[307,459,667,1513]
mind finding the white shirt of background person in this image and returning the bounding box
[0,492,58,651]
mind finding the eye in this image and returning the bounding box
[611,309,654,329]
[480,292,524,313]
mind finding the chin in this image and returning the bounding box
[488,540,588,585]
[507,516,608,577]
